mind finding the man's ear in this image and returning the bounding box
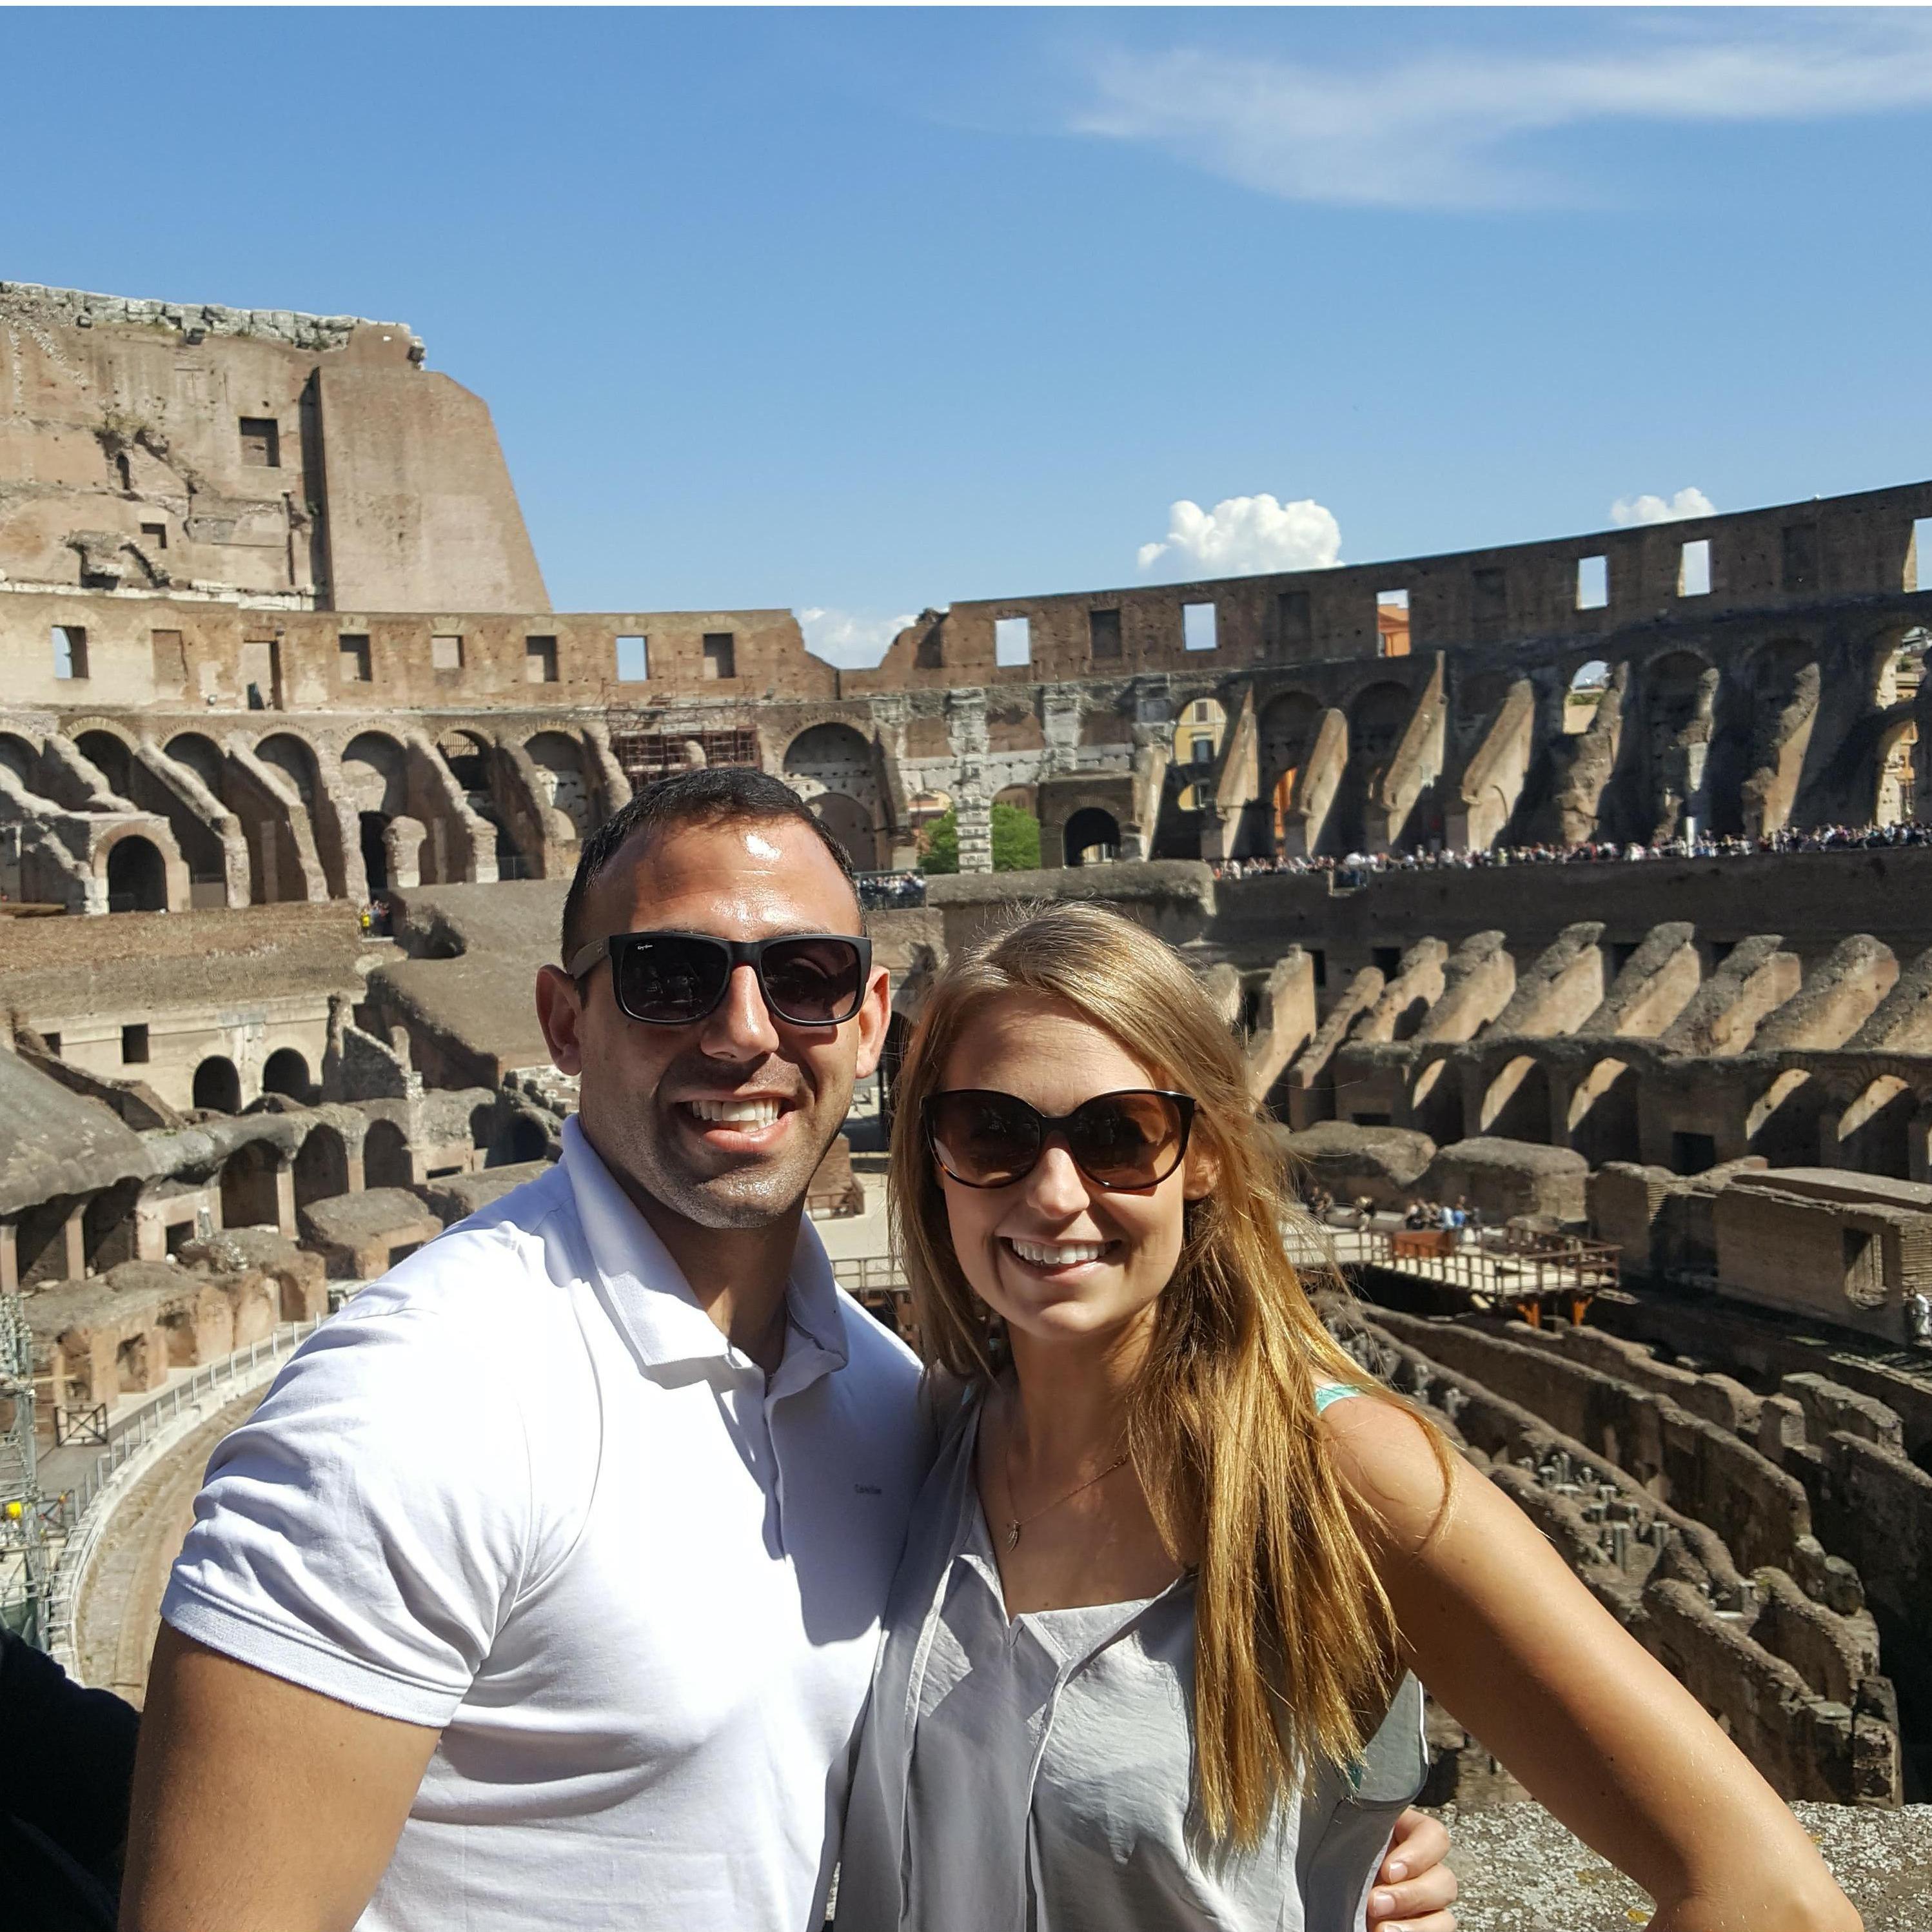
[852,967,892,1080]
[535,964,587,1077]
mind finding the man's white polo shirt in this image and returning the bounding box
[163,1116,927,1931]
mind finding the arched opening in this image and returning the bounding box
[1837,1076,1913,1179]
[1875,716,1918,827]
[437,729,492,795]
[1409,1060,1464,1147]
[164,731,226,799]
[1746,1069,1820,1166]
[294,1123,350,1208]
[75,729,133,798]
[363,1119,412,1189]
[1063,807,1119,867]
[1567,1058,1641,1167]
[1171,699,1227,813]
[192,1056,242,1113]
[105,836,167,913]
[1563,662,1611,736]
[0,733,41,794]
[525,732,595,838]
[1644,651,1720,840]
[262,1047,313,1104]
[1332,682,1413,854]
[504,1116,549,1165]
[785,724,882,867]
[1479,1056,1551,1143]
[808,791,874,869]
[1259,693,1321,847]
[359,812,390,892]
[257,733,320,808]
[220,1140,283,1231]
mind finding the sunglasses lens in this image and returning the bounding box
[613,936,730,1024]
[759,937,866,1025]
[929,1092,1042,1187]
[1067,1093,1187,1188]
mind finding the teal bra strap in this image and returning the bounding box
[1313,1381,1361,1414]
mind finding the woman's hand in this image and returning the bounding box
[1367,1808,1457,1931]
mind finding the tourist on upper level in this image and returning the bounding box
[835,903,1860,1932]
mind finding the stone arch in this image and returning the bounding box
[1063,806,1120,867]
[1736,639,1821,838]
[103,833,167,913]
[262,1047,313,1103]
[1479,1055,1550,1143]
[1325,681,1413,854]
[785,723,883,868]
[363,1118,412,1189]
[990,784,1032,818]
[294,1122,350,1208]
[0,731,41,792]
[1409,1059,1464,1146]
[1642,649,1720,841]
[164,731,226,798]
[1836,1075,1913,1179]
[437,728,493,793]
[340,731,409,818]
[1747,1068,1820,1167]
[524,731,595,838]
[504,1115,549,1165]
[74,727,134,797]
[1566,1057,1640,1167]
[193,1055,242,1114]
[1259,691,1323,843]
[809,792,874,869]
[257,731,321,808]
[1562,660,1611,736]
[220,1139,283,1231]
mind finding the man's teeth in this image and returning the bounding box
[1010,1239,1108,1267]
[687,1098,782,1126]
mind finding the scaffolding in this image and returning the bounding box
[0,1292,52,1647]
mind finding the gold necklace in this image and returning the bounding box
[1001,1424,1130,1552]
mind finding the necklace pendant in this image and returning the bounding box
[1005,1521,1021,1552]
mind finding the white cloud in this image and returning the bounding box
[1610,486,1715,527]
[1070,17,1932,209]
[1137,493,1342,578]
[796,606,918,669]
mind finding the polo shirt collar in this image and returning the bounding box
[559,1116,849,1380]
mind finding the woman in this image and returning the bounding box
[838,903,1859,1932]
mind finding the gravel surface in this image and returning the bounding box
[1439,1800,1932,1930]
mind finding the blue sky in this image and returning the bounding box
[5,6,1931,662]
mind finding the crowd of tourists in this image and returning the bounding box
[855,869,927,909]
[1214,816,1932,883]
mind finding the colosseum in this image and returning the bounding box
[3,280,1929,1911]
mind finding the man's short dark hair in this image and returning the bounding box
[560,766,859,963]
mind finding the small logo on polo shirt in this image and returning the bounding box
[853,1483,883,1495]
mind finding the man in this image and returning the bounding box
[121,769,1455,1930]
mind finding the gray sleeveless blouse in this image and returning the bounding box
[835,1384,1427,1931]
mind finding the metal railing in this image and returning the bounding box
[38,1317,325,1659]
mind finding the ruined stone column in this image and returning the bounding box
[947,690,992,874]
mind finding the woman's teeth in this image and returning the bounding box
[687,1098,782,1126]
[1009,1238,1108,1268]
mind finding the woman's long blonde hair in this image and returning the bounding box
[889,901,1441,1846]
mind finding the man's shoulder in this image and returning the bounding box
[831,1286,923,1390]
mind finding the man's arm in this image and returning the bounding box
[120,1626,440,1932]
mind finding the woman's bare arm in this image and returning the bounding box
[1321,1398,1860,1932]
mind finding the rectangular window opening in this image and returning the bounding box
[139,521,168,552]
[1910,518,1932,594]
[1275,589,1312,653]
[1372,946,1404,979]
[1671,1130,1717,1176]
[1375,589,1410,658]
[615,635,649,682]
[43,1032,61,1058]
[1191,737,1213,767]
[1678,538,1712,598]
[1781,524,1819,595]
[702,632,736,680]
[994,616,1031,667]
[525,635,558,684]
[431,633,464,672]
[121,1023,150,1065]
[1309,949,1326,990]
[338,633,372,684]
[52,625,88,680]
[1089,608,1121,660]
[1576,555,1609,611]
[1183,602,1218,653]
[150,629,186,687]
[238,416,281,468]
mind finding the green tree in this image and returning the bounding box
[991,801,1041,871]
[916,803,1041,874]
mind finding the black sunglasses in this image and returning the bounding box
[565,929,872,1028]
[925,1088,1196,1192]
